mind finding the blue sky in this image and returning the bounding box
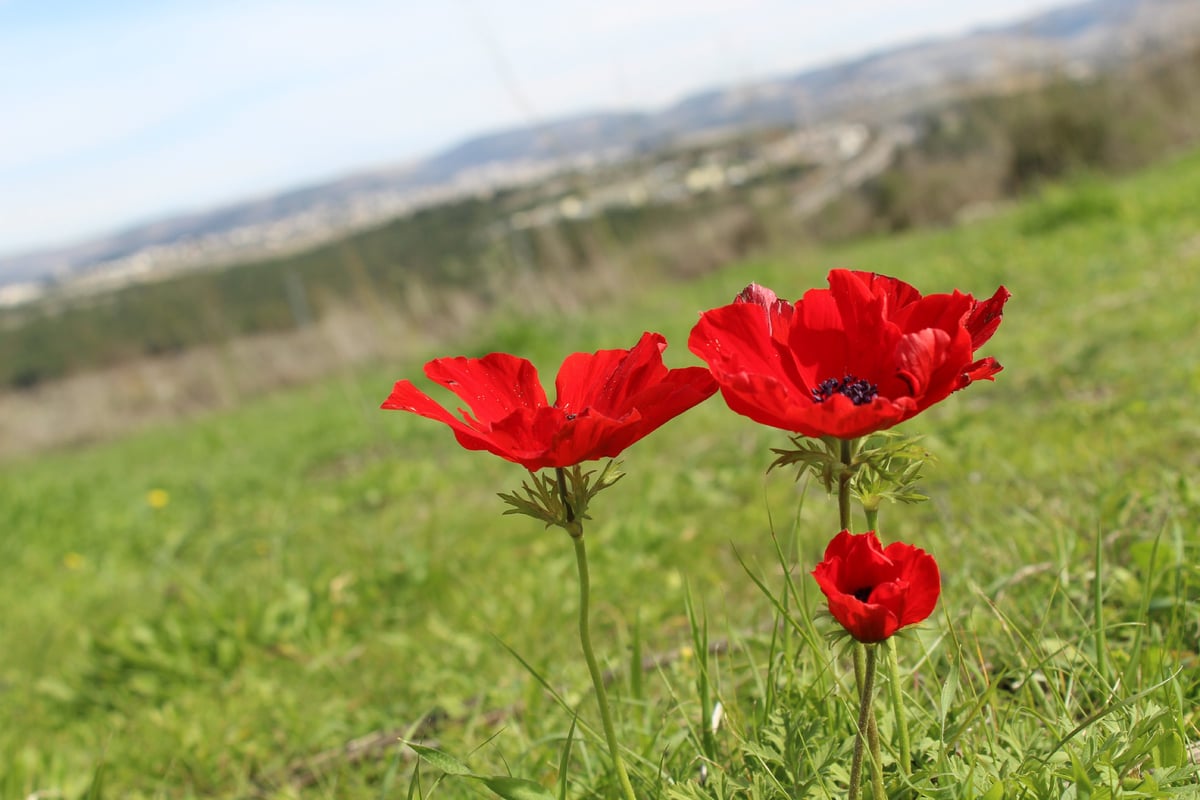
[0,0,1064,256]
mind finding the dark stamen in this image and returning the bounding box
[565,413,577,420]
[811,377,842,403]
[810,374,879,406]
[852,586,874,603]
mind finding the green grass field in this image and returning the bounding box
[3,148,1199,798]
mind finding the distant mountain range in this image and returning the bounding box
[3,0,1198,291]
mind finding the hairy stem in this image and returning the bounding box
[849,645,880,800]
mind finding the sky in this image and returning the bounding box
[0,0,1068,257]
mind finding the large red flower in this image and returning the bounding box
[382,332,717,471]
[812,530,940,643]
[688,270,1010,439]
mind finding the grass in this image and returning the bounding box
[2,147,1200,798]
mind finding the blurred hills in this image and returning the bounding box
[2,0,1198,292]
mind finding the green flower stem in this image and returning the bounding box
[572,536,637,800]
[839,444,882,798]
[556,467,583,538]
[852,644,885,799]
[559,469,637,800]
[849,645,883,800]
[886,639,912,778]
[853,640,865,693]
[867,687,885,800]
[838,438,855,530]
[872,495,910,780]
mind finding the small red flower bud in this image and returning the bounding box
[811,530,940,643]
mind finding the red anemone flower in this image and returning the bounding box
[382,332,717,471]
[688,270,1009,440]
[812,530,940,643]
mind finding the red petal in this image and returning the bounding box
[545,407,643,466]
[788,285,855,385]
[794,274,906,389]
[819,529,858,561]
[843,270,924,312]
[827,531,897,591]
[829,272,918,362]
[381,380,521,459]
[894,328,951,398]
[823,586,899,642]
[549,333,715,462]
[960,356,1004,387]
[736,283,779,306]
[619,366,717,439]
[484,406,570,470]
[794,394,911,439]
[424,353,548,425]
[715,374,812,434]
[827,270,885,342]
[691,301,806,391]
[965,286,1011,350]
[555,332,667,418]
[891,292,970,340]
[884,541,941,628]
[381,353,551,468]
[735,283,795,338]
[696,335,907,438]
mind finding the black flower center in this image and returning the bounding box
[811,375,879,406]
[565,413,577,421]
[852,586,874,603]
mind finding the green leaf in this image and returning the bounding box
[939,665,959,727]
[479,775,557,800]
[406,761,422,800]
[498,462,623,534]
[558,713,579,800]
[981,780,1007,800]
[82,762,106,800]
[768,436,843,493]
[1155,729,1187,769]
[405,742,475,777]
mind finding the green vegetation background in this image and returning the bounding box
[2,141,1198,797]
